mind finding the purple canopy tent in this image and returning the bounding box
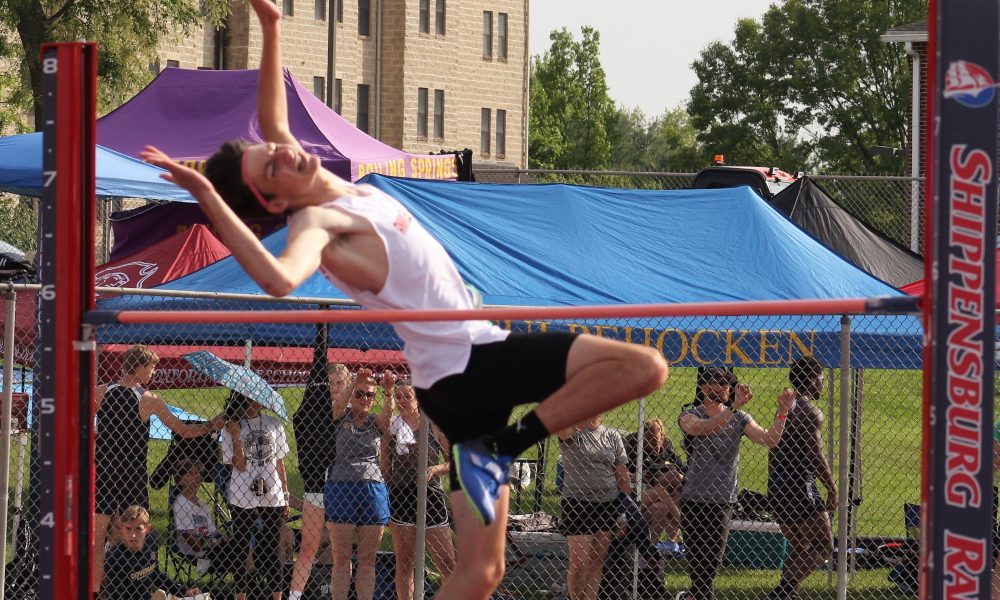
[97,68,458,182]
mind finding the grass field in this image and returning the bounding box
[4,365,928,596]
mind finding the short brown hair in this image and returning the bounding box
[204,140,273,219]
[122,345,158,375]
[119,505,150,525]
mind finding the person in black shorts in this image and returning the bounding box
[385,380,455,600]
[141,3,670,597]
[557,415,632,600]
[93,345,224,596]
[766,357,838,600]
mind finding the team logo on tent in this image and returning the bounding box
[944,60,999,108]
[95,261,159,288]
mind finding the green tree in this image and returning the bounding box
[688,0,925,173]
[529,27,616,170]
[0,0,229,131]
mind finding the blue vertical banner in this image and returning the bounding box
[926,1,999,600]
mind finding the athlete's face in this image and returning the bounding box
[328,372,350,398]
[394,385,417,414]
[351,383,377,415]
[136,361,157,386]
[700,381,731,406]
[118,518,150,552]
[242,142,320,208]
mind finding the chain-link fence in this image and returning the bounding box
[475,170,926,254]
[2,287,968,600]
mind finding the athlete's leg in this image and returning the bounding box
[390,523,417,600]
[290,499,325,594]
[329,523,356,600]
[426,525,456,582]
[775,511,833,598]
[354,524,384,600]
[433,488,510,600]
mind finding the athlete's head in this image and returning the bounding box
[789,356,823,398]
[116,505,151,552]
[121,345,159,383]
[205,140,321,219]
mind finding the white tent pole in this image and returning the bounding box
[413,412,430,600]
[836,316,852,600]
[243,339,252,368]
[0,288,17,600]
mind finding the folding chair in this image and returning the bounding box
[876,503,919,595]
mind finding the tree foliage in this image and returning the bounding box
[688,0,926,174]
[0,0,229,131]
[529,27,616,170]
[609,106,706,172]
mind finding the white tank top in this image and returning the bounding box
[296,184,508,388]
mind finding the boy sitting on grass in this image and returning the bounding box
[101,505,202,600]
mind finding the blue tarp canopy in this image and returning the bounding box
[97,176,923,369]
[0,133,194,201]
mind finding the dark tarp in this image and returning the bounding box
[770,177,924,287]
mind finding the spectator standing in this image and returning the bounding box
[325,370,394,600]
[93,345,223,596]
[559,416,632,600]
[221,391,291,600]
[767,357,838,600]
[385,381,456,600]
[676,367,793,600]
[289,359,357,600]
[101,505,201,600]
[626,418,684,543]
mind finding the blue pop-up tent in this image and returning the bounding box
[96,176,923,369]
[0,133,194,201]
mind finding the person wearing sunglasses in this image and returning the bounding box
[140,2,668,598]
[323,369,394,600]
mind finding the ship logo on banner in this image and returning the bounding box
[944,60,999,108]
[94,260,159,288]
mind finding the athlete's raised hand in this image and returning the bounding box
[139,145,216,198]
[249,0,282,25]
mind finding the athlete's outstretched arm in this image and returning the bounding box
[249,0,300,150]
[140,145,328,296]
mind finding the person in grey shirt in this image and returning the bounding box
[558,416,632,600]
[324,369,394,600]
[675,367,794,600]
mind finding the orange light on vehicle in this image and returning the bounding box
[713,154,725,165]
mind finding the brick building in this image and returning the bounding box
[156,0,529,170]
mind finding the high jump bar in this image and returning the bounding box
[88,296,921,325]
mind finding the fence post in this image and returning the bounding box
[836,315,852,600]
[0,288,17,600]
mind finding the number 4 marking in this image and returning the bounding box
[40,512,54,527]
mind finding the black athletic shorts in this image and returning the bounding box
[768,470,826,526]
[95,470,149,516]
[389,485,451,527]
[559,497,622,536]
[416,332,578,444]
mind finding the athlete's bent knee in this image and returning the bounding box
[632,346,669,395]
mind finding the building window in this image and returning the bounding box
[149,61,160,74]
[357,84,370,133]
[334,79,343,114]
[283,0,293,16]
[433,89,445,139]
[166,60,180,68]
[496,109,506,157]
[314,76,326,103]
[435,0,446,35]
[480,108,491,154]
[417,88,428,137]
[359,0,371,35]
[498,13,508,60]
[482,12,493,59]
[419,0,429,33]
[315,0,326,20]
[336,0,343,22]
